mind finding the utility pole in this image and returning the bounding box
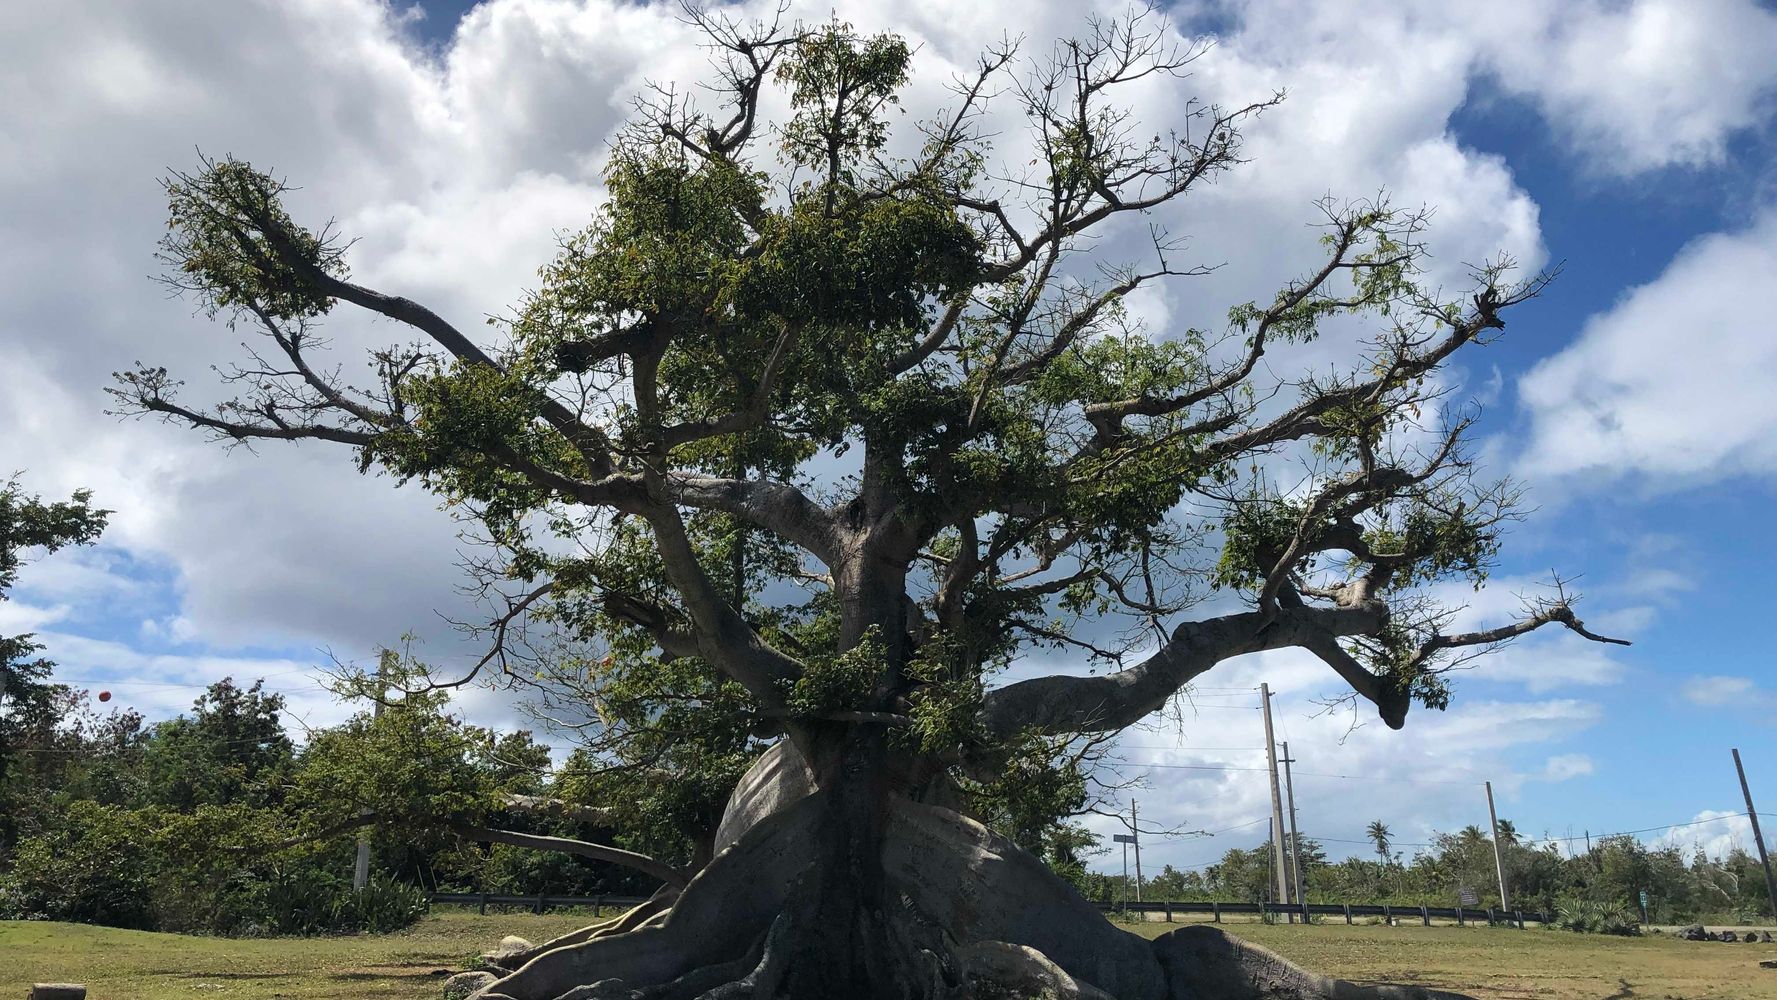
[1282,741,1305,921]
[354,655,387,891]
[1733,749,1777,920]
[1485,780,1511,913]
[1260,683,1291,919]
[1120,833,1129,905]
[1131,799,1144,903]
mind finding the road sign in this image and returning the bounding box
[1457,886,1480,907]
[1113,833,1137,844]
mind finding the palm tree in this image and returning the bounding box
[1496,818,1518,846]
[1366,820,1392,865]
[1366,820,1395,896]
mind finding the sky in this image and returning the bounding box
[3,0,1776,879]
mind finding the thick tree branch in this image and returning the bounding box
[980,602,1384,738]
[1416,602,1630,660]
[446,821,688,888]
[664,475,840,567]
[501,794,620,826]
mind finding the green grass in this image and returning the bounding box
[4,910,1776,999]
[1125,918,1777,999]
[0,911,594,1000]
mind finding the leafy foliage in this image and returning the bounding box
[1,477,110,849]
[1,800,156,929]
[157,156,348,320]
[1554,897,1641,936]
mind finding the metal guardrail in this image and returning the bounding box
[1092,899,1550,927]
[429,891,1548,927]
[429,891,651,915]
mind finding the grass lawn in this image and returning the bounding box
[5,910,1776,999]
[0,910,594,1000]
[1124,919,1777,999]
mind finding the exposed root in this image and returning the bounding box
[959,941,1116,1000]
[1150,925,1476,1000]
[467,747,1474,1000]
[492,887,683,972]
[687,910,793,1000]
[470,797,820,1000]
[885,800,1165,1000]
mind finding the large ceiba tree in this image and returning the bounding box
[113,7,1626,999]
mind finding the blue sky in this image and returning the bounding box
[3,0,1776,875]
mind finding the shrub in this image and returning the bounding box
[259,873,428,935]
[1554,897,1640,936]
[0,801,156,928]
[340,876,430,933]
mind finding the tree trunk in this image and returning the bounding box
[465,741,1475,1000]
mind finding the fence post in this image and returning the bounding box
[596,894,605,918]
[1382,904,1391,925]
[534,890,545,914]
[1486,907,1495,927]
[1212,902,1221,923]
[1344,904,1352,925]
[1455,906,1465,926]
[478,889,488,916]
[1514,910,1524,930]
[1164,901,1173,923]
[1420,905,1430,927]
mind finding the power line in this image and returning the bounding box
[1540,813,1752,844]
[1297,814,1759,853]
[1290,769,1479,788]
[1120,759,1479,789]
[1139,762,1272,773]
[1122,745,1267,752]
[1199,816,1273,837]
[1312,835,1437,849]
[50,670,324,691]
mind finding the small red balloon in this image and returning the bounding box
[98,691,111,702]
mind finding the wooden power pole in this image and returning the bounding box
[1485,780,1511,913]
[1260,683,1291,918]
[1282,741,1305,921]
[354,656,387,891]
[1131,798,1144,903]
[1733,749,1777,920]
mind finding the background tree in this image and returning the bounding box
[1367,820,1392,865]
[1366,819,1395,895]
[112,7,1628,999]
[301,644,689,890]
[0,477,109,851]
[140,678,294,811]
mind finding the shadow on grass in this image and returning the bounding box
[329,967,456,982]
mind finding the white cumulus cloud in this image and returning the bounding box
[1541,753,1594,782]
[1517,208,1777,487]
[1681,675,1760,707]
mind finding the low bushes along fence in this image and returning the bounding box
[429,892,1550,927]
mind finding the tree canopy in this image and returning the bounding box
[108,8,1631,997]
[0,477,109,845]
[114,13,1621,778]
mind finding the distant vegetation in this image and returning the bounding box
[1084,823,1773,927]
[3,667,1771,936]
[0,479,1765,938]
[0,671,707,935]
